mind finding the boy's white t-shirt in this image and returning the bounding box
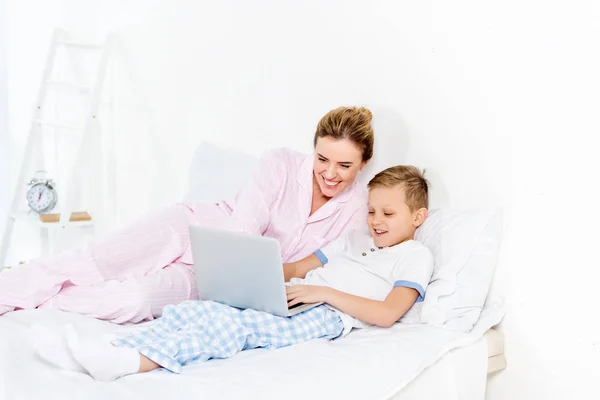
[289,229,434,336]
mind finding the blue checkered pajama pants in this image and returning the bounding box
[112,300,344,373]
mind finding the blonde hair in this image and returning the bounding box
[368,165,429,211]
[313,106,374,162]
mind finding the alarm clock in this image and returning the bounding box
[26,171,58,213]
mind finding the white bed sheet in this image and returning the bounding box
[0,307,498,400]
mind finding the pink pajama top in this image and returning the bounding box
[182,148,368,264]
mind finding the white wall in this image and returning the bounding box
[485,1,600,397]
[0,0,7,258]
[3,0,600,398]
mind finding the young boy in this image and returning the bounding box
[34,165,434,381]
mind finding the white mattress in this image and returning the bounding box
[390,335,488,400]
[484,329,506,374]
[0,308,500,400]
[389,330,506,400]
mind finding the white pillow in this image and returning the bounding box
[402,208,503,332]
[184,141,259,203]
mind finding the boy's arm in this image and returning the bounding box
[283,254,322,282]
[324,287,418,327]
[286,286,419,328]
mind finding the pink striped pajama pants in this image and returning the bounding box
[0,203,228,323]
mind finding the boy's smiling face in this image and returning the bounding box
[367,185,427,248]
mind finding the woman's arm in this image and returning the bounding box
[283,254,323,281]
[286,285,419,328]
[221,150,287,235]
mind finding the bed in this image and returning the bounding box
[0,142,507,399]
[0,308,504,400]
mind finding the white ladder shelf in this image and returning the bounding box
[0,28,115,266]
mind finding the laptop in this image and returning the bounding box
[188,225,323,317]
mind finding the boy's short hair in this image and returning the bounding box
[367,165,429,211]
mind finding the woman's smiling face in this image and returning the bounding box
[312,136,367,198]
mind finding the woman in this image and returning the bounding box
[0,106,374,323]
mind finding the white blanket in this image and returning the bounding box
[0,308,497,400]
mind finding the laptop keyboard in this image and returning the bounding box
[288,302,305,310]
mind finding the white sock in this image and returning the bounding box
[0,304,15,315]
[31,323,85,373]
[65,323,140,381]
